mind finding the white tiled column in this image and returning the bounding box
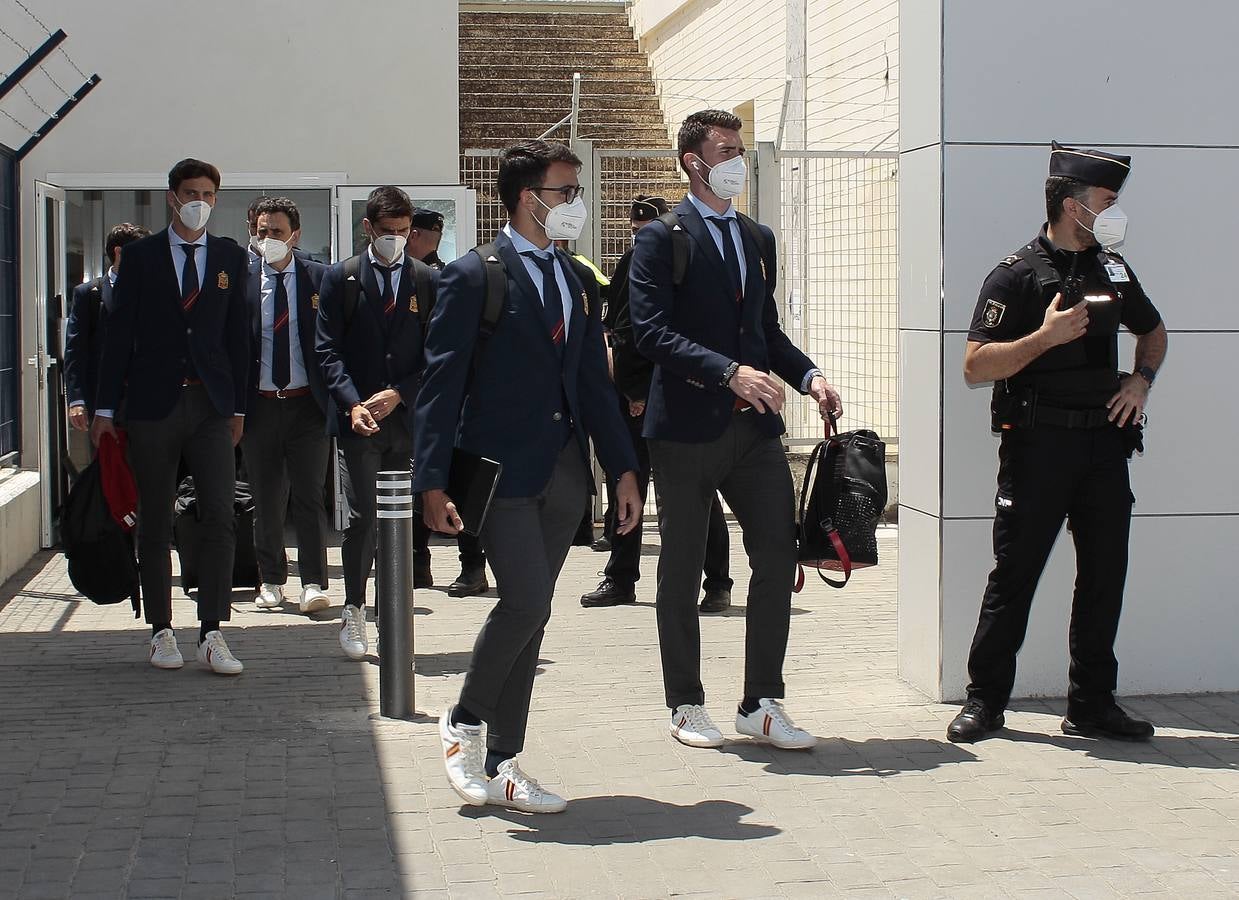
[898,0,1239,701]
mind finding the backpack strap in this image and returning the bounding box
[472,243,507,344]
[341,254,362,329]
[736,212,775,288]
[656,211,690,287]
[1013,243,1061,291]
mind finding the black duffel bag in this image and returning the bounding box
[174,478,260,594]
[796,414,887,588]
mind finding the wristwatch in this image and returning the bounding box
[720,361,740,388]
[1136,365,1157,386]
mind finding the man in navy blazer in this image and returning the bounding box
[417,141,640,813]
[64,223,149,430]
[92,158,251,676]
[629,110,843,753]
[315,186,433,661]
[242,197,332,618]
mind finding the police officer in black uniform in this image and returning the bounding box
[947,142,1169,744]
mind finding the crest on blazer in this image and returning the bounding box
[310,293,319,309]
[217,271,229,290]
[581,289,589,316]
[983,299,1006,328]
[409,293,419,313]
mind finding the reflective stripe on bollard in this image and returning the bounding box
[376,470,415,719]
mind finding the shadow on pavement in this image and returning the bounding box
[719,736,978,776]
[462,796,780,845]
[998,728,1239,769]
[0,621,409,898]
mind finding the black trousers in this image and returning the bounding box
[649,411,798,709]
[604,401,731,590]
[966,425,1133,715]
[461,444,587,754]
[127,385,236,625]
[412,518,485,569]
[338,414,412,608]
[240,394,330,588]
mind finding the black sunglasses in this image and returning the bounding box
[533,184,585,203]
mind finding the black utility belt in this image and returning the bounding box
[1028,405,1112,430]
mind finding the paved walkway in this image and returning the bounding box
[2,526,1239,899]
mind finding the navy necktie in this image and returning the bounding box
[522,251,566,353]
[708,216,743,302]
[377,263,399,322]
[271,271,290,389]
[179,243,200,313]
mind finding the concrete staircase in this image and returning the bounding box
[459,6,672,149]
[459,3,686,268]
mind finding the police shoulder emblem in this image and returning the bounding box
[983,298,1006,328]
[217,271,229,290]
[310,293,319,309]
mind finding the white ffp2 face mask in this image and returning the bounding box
[175,198,212,231]
[371,233,407,264]
[256,236,292,263]
[1077,203,1128,248]
[696,155,747,200]
[534,194,588,241]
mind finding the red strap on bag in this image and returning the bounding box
[792,413,854,591]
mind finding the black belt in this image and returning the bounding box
[1031,405,1112,429]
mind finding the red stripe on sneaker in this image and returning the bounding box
[506,780,514,802]
[445,743,461,759]
[763,714,772,736]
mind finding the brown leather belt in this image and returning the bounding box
[257,386,312,399]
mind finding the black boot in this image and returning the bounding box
[580,578,636,608]
[946,699,1005,743]
[1062,704,1154,742]
[446,565,489,598]
[698,588,732,613]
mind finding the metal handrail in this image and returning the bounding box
[536,72,581,141]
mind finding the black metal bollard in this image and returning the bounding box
[375,470,415,719]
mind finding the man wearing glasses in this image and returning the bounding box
[417,140,641,812]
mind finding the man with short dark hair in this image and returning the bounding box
[418,140,641,812]
[630,110,842,752]
[317,186,436,660]
[65,223,149,430]
[581,195,733,611]
[244,197,332,616]
[93,158,251,675]
[947,142,1169,744]
[246,195,272,262]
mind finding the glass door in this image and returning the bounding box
[34,182,67,548]
[333,185,477,265]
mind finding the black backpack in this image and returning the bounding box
[656,210,774,288]
[341,253,436,329]
[796,414,887,588]
[60,461,141,614]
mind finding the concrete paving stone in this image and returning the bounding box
[124,877,185,898]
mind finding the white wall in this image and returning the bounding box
[899,0,1239,700]
[3,0,459,547]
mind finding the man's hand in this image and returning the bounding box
[68,406,89,432]
[230,416,244,447]
[1038,292,1089,348]
[728,365,785,414]
[1107,373,1150,427]
[350,403,380,436]
[422,489,463,535]
[89,414,116,447]
[363,388,402,422]
[613,471,642,536]
[807,375,843,422]
[627,398,646,418]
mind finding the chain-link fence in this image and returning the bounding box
[460,149,505,244]
[778,150,898,447]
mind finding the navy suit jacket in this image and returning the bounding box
[63,275,113,414]
[314,252,433,437]
[628,197,815,442]
[413,231,638,499]
[97,230,251,420]
[247,254,329,414]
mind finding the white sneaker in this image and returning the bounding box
[670,704,724,748]
[255,583,284,610]
[735,698,817,750]
[485,759,566,813]
[149,629,184,670]
[298,584,330,614]
[196,631,244,676]
[339,605,368,660]
[439,710,488,806]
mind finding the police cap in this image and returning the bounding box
[411,207,445,231]
[630,195,669,222]
[1049,141,1131,192]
